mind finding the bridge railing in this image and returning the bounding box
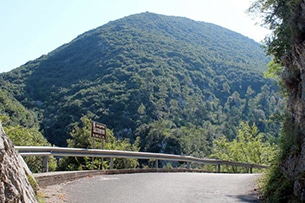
[15,146,268,173]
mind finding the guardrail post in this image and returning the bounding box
[217,164,221,173]
[42,156,49,172]
[187,162,190,170]
[91,157,94,170]
[155,160,158,169]
[110,158,113,170]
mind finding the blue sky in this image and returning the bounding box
[0,0,269,73]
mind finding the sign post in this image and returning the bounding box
[91,121,107,170]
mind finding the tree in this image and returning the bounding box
[248,0,304,62]
[105,136,140,169]
[175,125,210,157]
[138,119,179,154]
[249,0,305,201]
[211,122,276,172]
[3,124,56,172]
[58,115,140,170]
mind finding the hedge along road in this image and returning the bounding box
[44,172,261,203]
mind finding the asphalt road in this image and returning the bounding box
[61,173,260,203]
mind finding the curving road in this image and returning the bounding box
[53,173,261,203]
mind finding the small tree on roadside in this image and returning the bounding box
[58,115,140,170]
[3,123,56,172]
[211,121,277,172]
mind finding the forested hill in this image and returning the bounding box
[0,12,281,155]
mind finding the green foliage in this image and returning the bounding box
[3,124,56,172]
[105,135,140,169]
[0,88,37,128]
[248,0,305,201]
[0,87,51,172]
[258,114,301,202]
[0,12,280,148]
[176,125,211,157]
[58,115,140,170]
[259,165,295,202]
[264,60,283,79]
[248,0,303,62]
[162,162,173,169]
[0,12,283,172]
[211,121,277,172]
[27,174,38,194]
[136,120,210,159]
[264,60,288,97]
[66,115,92,148]
[4,125,49,146]
[27,174,47,203]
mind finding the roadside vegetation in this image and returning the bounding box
[249,0,305,201]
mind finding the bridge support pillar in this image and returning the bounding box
[43,156,49,172]
[110,158,113,170]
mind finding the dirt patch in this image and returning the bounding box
[39,183,67,203]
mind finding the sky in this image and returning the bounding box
[0,0,269,73]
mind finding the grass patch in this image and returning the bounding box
[258,115,300,202]
[27,174,46,203]
[258,164,295,202]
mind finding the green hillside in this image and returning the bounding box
[0,12,281,156]
[0,87,37,128]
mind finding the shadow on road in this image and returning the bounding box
[227,192,259,202]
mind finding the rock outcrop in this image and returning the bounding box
[0,123,38,203]
[282,33,305,201]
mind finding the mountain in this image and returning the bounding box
[0,12,281,154]
[0,87,37,128]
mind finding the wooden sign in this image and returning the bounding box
[91,121,106,139]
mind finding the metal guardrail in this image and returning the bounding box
[15,146,268,173]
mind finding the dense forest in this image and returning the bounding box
[0,12,282,162]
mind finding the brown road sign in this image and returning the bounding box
[91,121,106,139]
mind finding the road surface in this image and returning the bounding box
[43,172,260,203]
